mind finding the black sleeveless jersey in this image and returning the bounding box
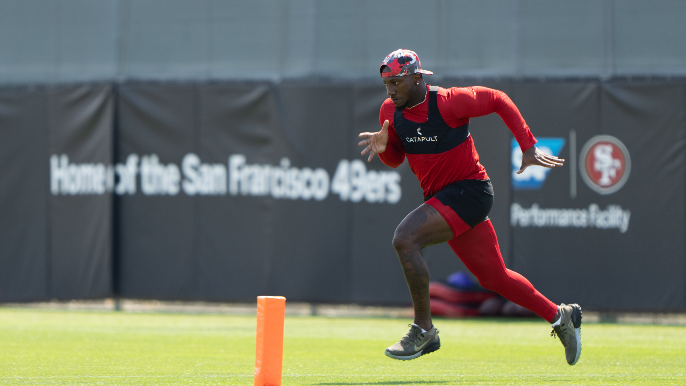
[393,86,470,155]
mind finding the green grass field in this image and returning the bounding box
[0,308,684,385]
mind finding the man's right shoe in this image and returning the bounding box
[385,324,440,360]
[551,303,582,365]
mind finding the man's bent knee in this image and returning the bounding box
[392,204,452,256]
[477,278,497,292]
[476,272,508,293]
[392,226,419,257]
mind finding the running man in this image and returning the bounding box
[358,49,582,365]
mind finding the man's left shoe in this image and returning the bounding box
[385,324,440,360]
[551,303,583,365]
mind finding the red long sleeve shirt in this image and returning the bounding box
[378,85,537,197]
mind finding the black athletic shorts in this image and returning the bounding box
[425,179,494,236]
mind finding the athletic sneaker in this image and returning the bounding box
[385,324,440,360]
[551,303,583,365]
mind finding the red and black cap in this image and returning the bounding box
[380,49,433,77]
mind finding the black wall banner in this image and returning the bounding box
[509,82,686,309]
[0,80,684,310]
[0,85,113,301]
[0,87,50,301]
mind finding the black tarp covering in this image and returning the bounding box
[0,85,113,300]
[0,87,50,301]
[0,80,684,310]
[48,85,114,299]
[510,82,686,309]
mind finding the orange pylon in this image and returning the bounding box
[254,296,286,386]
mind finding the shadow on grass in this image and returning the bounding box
[314,382,449,385]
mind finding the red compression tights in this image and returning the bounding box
[448,220,558,322]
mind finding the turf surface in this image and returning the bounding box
[0,308,684,385]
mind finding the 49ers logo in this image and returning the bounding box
[579,135,631,195]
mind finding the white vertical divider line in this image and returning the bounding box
[570,129,577,199]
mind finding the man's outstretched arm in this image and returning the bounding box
[443,86,537,152]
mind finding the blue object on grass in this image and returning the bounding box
[447,271,474,290]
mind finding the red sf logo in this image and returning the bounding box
[579,135,631,195]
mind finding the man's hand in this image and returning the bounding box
[517,146,565,174]
[358,120,390,162]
